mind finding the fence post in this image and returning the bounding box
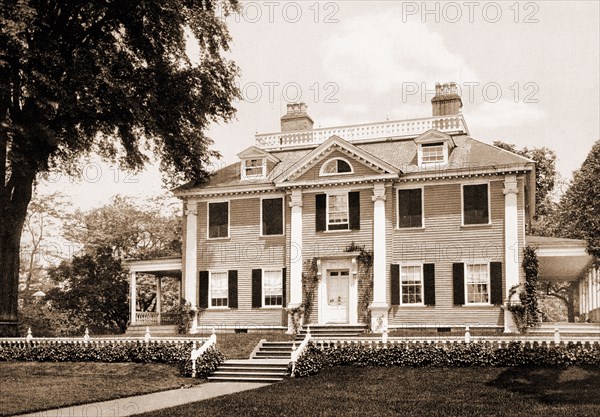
[382,326,388,345]
[554,327,561,344]
[464,326,471,343]
[83,327,90,345]
[144,326,151,345]
[26,328,33,342]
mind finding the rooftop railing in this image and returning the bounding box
[255,114,469,150]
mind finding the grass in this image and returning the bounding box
[139,366,600,417]
[0,362,198,416]
[215,332,293,359]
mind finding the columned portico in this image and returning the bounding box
[184,202,198,332]
[287,188,303,333]
[503,174,520,332]
[369,182,389,332]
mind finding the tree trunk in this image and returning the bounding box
[0,174,35,336]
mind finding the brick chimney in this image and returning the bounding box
[431,82,463,116]
[280,102,314,132]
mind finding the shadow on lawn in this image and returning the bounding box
[488,367,600,406]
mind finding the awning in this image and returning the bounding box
[526,236,593,281]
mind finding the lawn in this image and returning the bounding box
[140,366,600,417]
[0,362,197,416]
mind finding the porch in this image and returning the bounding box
[124,257,183,326]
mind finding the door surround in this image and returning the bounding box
[317,255,359,325]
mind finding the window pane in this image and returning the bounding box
[466,264,489,304]
[262,198,283,235]
[322,159,352,175]
[263,270,283,306]
[422,143,444,163]
[337,159,352,173]
[209,202,229,238]
[244,159,264,177]
[322,160,337,174]
[328,194,348,229]
[398,189,422,228]
[401,266,423,304]
[463,184,489,225]
[210,272,228,307]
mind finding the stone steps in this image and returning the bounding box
[208,359,289,383]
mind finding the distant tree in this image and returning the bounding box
[553,140,600,260]
[1,1,240,335]
[46,248,129,334]
[64,194,182,260]
[539,281,578,322]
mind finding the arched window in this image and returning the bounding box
[320,158,353,176]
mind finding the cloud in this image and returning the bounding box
[468,100,548,131]
[321,13,478,96]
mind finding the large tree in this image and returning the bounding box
[0,1,240,335]
[553,140,600,260]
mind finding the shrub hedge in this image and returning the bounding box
[293,341,600,377]
[0,342,224,378]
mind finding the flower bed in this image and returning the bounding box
[293,341,600,377]
[0,341,224,378]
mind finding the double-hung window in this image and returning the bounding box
[243,158,265,178]
[463,184,489,225]
[210,271,228,307]
[398,188,423,228]
[401,265,423,305]
[263,269,283,306]
[327,193,349,230]
[208,202,229,238]
[421,143,445,164]
[465,263,489,304]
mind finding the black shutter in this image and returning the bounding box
[282,268,287,306]
[490,262,503,305]
[391,264,400,305]
[252,269,262,308]
[423,264,436,306]
[198,271,209,309]
[453,263,465,305]
[349,191,361,230]
[228,270,238,309]
[316,194,326,232]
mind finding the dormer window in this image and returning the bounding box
[320,158,353,176]
[242,158,265,179]
[421,143,445,164]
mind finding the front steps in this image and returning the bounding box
[296,324,368,340]
[207,359,289,382]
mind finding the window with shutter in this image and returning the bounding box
[263,268,283,307]
[465,263,490,304]
[209,271,228,307]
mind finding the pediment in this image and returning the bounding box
[414,129,455,147]
[274,135,400,185]
[237,146,279,163]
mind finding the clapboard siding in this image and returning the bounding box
[389,180,506,326]
[195,196,287,327]
[296,149,381,183]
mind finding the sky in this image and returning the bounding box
[39,0,600,210]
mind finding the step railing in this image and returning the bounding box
[290,327,311,377]
[191,327,217,378]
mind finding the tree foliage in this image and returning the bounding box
[46,248,129,334]
[553,140,600,260]
[493,141,558,218]
[1,1,240,333]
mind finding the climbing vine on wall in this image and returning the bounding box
[508,245,541,332]
[345,242,373,325]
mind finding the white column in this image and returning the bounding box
[588,272,594,313]
[156,276,162,325]
[288,189,303,333]
[369,183,389,332]
[130,271,137,324]
[579,279,584,319]
[503,174,519,332]
[184,201,198,332]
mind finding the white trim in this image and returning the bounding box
[396,186,425,229]
[325,191,350,231]
[208,270,229,309]
[207,200,230,240]
[318,258,358,325]
[461,181,491,226]
[399,263,425,306]
[276,173,399,188]
[418,141,449,168]
[464,262,492,306]
[319,157,355,177]
[261,267,284,308]
[259,196,285,237]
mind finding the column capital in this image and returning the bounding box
[185,204,197,216]
[372,183,386,202]
[503,174,518,195]
[289,189,303,208]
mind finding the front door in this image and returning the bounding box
[326,269,350,323]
